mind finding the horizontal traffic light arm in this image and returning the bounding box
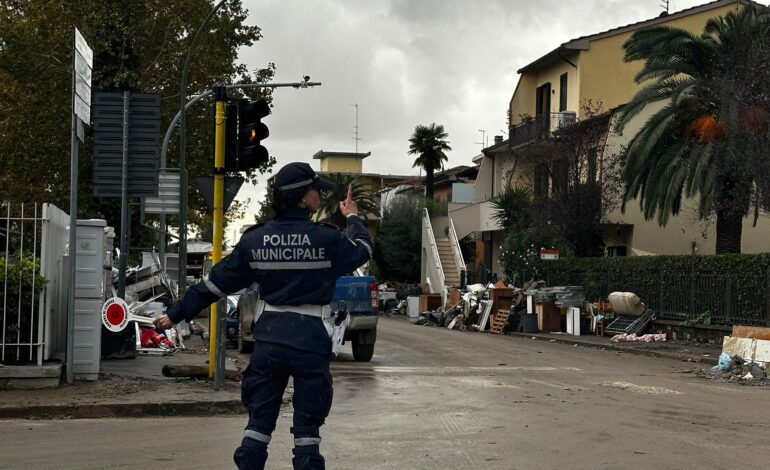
[161,80,321,169]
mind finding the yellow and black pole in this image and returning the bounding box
[210,86,227,380]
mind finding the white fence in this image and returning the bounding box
[1,202,69,365]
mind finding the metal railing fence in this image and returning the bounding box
[1,202,69,365]
[546,270,770,326]
[1,202,44,364]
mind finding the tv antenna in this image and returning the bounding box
[660,0,670,14]
[474,129,488,149]
[351,103,362,153]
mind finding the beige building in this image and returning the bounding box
[440,0,769,286]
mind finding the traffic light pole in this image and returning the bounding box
[210,86,227,380]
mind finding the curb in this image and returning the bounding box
[504,332,719,366]
[0,399,246,420]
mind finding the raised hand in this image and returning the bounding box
[339,184,359,217]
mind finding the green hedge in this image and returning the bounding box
[541,254,770,326]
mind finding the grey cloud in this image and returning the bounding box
[234,0,707,227]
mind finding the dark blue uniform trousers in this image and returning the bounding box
[234,341,333,470]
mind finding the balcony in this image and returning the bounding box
[509,111,577,148]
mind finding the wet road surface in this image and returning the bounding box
[2,316,770,469]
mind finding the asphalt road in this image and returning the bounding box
[2,316,769,469]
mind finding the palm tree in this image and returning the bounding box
[489,185,532,230]
[616,5,770,253]
[318,173,379,227]
[407,123,452,199]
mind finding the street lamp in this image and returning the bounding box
[177,0,227,292]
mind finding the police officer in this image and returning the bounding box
[153,162,372,470]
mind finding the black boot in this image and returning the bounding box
[234,438,268,470]
[292,444,325,470]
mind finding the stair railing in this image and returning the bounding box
[423,208,446,293]
[448,218,466,283]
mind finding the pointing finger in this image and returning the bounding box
[346,185,353,202]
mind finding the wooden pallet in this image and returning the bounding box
[489,309,510,335]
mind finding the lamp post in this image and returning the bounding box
[177,0,227,292]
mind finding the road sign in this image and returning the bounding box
[143,169,181,214]
[74,28,93,65]
[73,28,92,127]
[196,175,244,213]
[540,249,560,260]
[101,297,154,333]
[92,91,161,197]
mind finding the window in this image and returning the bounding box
[559,73,568,112]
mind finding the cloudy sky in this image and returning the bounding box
[232,0,707,231]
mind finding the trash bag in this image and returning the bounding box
[747,362,766,379]
[710,352,734,373]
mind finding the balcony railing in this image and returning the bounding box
[509,111,577,148]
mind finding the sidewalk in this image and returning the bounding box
[0,333,247,420]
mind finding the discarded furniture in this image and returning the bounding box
[587,301,613,336]
[535,301,561,332]
[604,292,654,336]
[489,309,511,335]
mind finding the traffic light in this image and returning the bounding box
[240,99,270,170]
[224,98,271,171]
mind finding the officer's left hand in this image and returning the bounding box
[153,314,175,329]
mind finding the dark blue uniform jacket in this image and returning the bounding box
[167,208,372,354]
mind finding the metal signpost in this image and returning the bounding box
[66,28,93,384]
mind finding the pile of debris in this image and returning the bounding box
[708,325,770,385]
[413,282,530,334]
[708,353,769,384]
[113,252,183,355]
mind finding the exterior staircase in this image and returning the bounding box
[435,237,461,288]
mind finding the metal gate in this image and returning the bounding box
[1,202,69,365]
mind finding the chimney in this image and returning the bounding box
[493,135,503,144]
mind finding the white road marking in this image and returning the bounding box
[601,381,682,395]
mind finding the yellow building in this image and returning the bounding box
[452,0,768,282]
[313,150,370,173]
[508,0,747,126]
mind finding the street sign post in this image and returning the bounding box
[66,27,93,385]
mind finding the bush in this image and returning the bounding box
[1,254,47,363]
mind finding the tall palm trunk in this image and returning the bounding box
[714,175,749,254]
[425,167,435,199]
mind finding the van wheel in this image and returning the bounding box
[352,333,375,362]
